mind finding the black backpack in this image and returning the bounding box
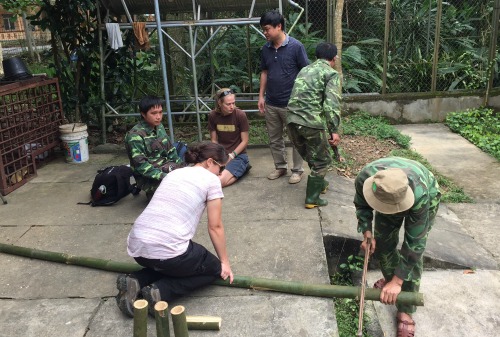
[83,165,140,206]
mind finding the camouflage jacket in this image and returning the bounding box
[124,120,181,185]
[286,59,341,134]
[354,157,441,280]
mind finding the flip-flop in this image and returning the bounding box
[373,278,387,289]
[397,312,415,337]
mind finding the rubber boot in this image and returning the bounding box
[321,179,329,194]
[305,175,328,209]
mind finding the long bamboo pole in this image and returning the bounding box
[154,301,170,337]
[0,242,423,306]
[171,305,189,337]
[0,242,142,273]
[133,300,149,337]
[212,276,423,307]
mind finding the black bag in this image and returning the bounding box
[85,165,139,206]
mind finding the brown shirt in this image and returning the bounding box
[208,108,249,153]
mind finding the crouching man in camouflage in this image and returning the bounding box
[286,42,341,208]
[125,96,185,200]
[354,157,441,337]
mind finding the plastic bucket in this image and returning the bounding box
[59,123,89,163]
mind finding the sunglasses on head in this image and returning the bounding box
[218,89,234,99]
[212,159,226,174]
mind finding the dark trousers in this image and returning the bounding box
[132,241,221,302]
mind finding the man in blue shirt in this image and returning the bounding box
[258,10,309,184]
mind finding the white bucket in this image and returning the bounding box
[59,123,89,163]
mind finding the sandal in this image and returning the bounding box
[397,312,415,337]
[373,278,388,289]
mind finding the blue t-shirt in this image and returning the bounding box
[260,35,309,107]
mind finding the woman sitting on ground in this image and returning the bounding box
[115,141,234,317]
[208,88,251,187]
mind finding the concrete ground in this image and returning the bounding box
[0,123,499,337]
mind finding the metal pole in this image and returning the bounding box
[188,25,203,141]
[381,0,391,94]
[431,0,443,93]
[326,0,335,43]
[96,0,107,144]
[22,12,35,61]
[484,0,500,106]
[154,0,175,142]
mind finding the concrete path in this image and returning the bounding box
[0,148,337,337]
[0,123,499,337]
[396,123,500,203]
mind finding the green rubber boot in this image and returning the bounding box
[305,175,328,209]
[321,179,329,194]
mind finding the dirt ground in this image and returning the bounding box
[336,134,400,178]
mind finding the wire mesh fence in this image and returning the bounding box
[2,0,498,101]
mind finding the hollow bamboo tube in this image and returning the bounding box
[0,243,424,306]
[171,305,189,337]
[186,316,221,330]
[0,242,142,273]
[154,301,170,337]
[133,300,148,337]
[212,276,424,307]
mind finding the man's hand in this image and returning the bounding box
[361,231,376,255]
[258,97,266,114]
[328,133,340,146]
[380,276,403,305]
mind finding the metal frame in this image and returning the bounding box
[97,0,307,143]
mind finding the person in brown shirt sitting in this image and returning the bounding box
[208,88,251,187]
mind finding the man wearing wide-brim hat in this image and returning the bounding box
[353,157,441,337]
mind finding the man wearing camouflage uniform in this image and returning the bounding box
[125,96,184,200]
[354,157,441,337]
[286,42,341,209]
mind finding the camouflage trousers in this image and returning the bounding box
[287,123,333,177]
[135,161,187,197]
[374,197,440,314]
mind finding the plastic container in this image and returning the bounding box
[59,123,89,163]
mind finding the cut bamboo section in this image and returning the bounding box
[0,243,424,306]
[186,316,222,330]
[133,299,148,337]
[171,305,189,337]
[154,301,170,337]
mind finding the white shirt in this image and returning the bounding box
[127,166,224,259]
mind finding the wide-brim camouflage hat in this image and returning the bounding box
[362,168,414,214]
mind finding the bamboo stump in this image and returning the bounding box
[133,299,149,337]
[186,316,222,330]
[171,305,189,337]
[154,301,170,337]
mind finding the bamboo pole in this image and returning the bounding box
[0,243,423,305]
[171,305,189,337]
[0,242,142,273]
[186,316,221,330]
[212,276,424,307]
[154,301,170,337]
[133,300,149,337]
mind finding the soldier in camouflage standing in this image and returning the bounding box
[125,96,184,200]
[286,42,341,209]
[354,157,441,337]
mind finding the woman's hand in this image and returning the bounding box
[220,262,234,284]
